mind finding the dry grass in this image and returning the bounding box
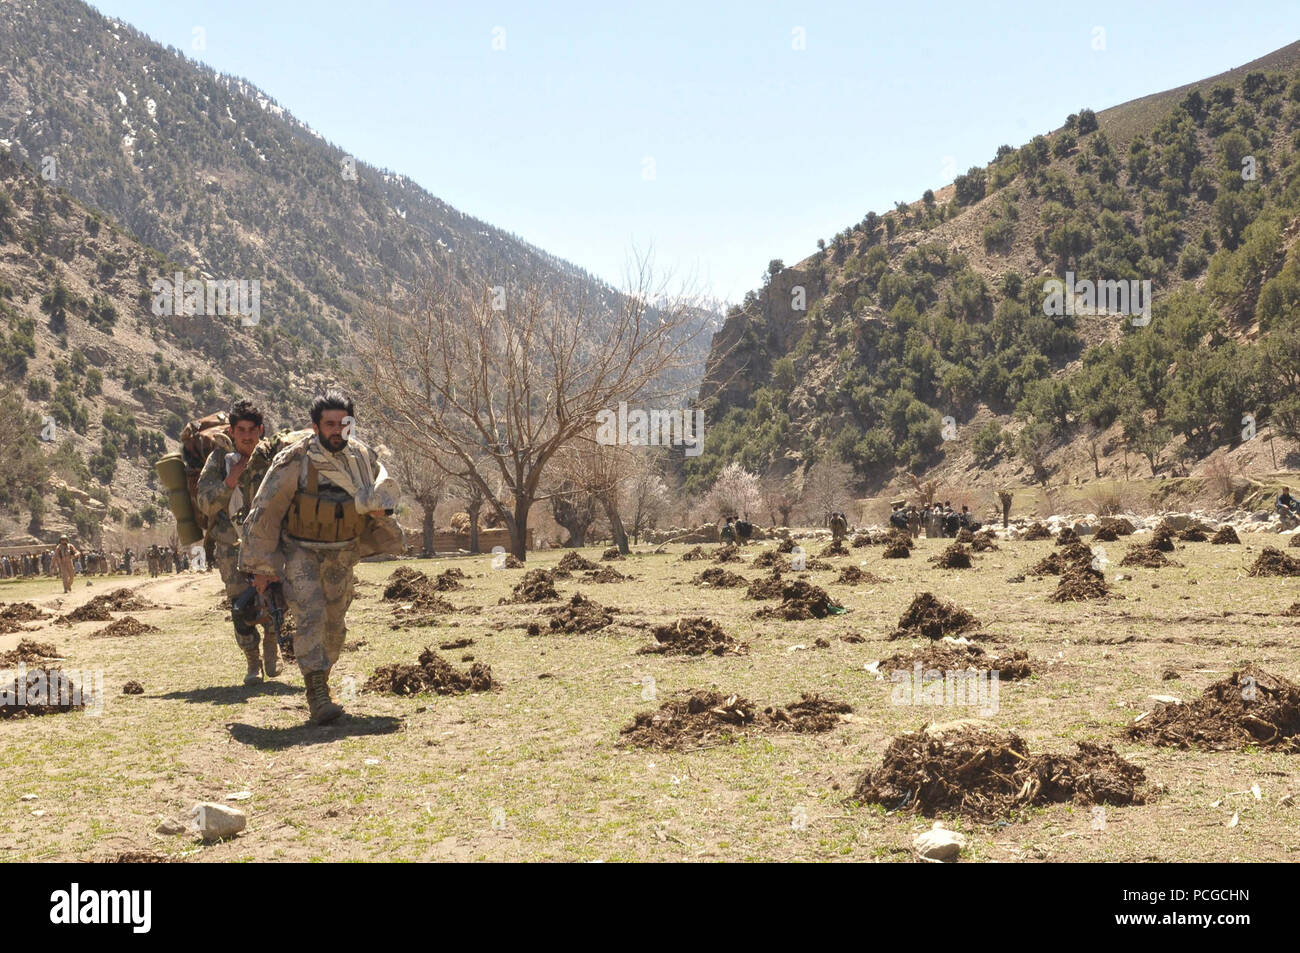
[1,535,1299,862]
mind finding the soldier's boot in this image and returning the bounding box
[242,643,263,685]
[234,619,262,686]
[303,670,343,725]
[262,628,280,678]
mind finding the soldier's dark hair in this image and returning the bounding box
[229,399,264,429]
[311,390,354,426]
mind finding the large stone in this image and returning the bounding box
[189,802,247,841]
[914,824,967,862]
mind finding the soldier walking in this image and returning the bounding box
[239,391,402,724]
[197,400,280,686]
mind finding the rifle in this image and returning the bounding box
[232,579,293,659]
[259,582,293,659]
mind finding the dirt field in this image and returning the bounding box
[0,532,1297,862]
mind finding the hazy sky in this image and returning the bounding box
[87,0,1300,305]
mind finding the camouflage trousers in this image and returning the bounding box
[214,541,261,651]
[280,539,359,675]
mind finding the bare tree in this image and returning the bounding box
[626,451,672,544]
[549,476,597,547]
[801,458,854,524]
[759,467,797,526]
[388,440,446,556]
[357,258,700,559]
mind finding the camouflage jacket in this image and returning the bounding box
[196,432,278,548]
[237,434,403,576]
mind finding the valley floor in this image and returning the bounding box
[0,534,1297,862]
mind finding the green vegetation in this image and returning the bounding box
[692,68,1300,490]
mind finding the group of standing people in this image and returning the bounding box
[0,541,200,585]
[888,499,980,539]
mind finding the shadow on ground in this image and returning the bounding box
[226,714,404,749]
[158,683,302,705]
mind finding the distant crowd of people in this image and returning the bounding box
[889,500,980,538]
[0,542,204,580]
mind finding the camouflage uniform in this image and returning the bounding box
[197,431,282,681]
[238,434,402,721]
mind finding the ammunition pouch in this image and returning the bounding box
[286,460,363,543]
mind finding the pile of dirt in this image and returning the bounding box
[439,637,474,649]
[754,581,845,620]
[1210,525,1241,544]
[713,545,743,564]
[885,529,914,549]
[853,725,1148,820]
[537,593,615,633]
[0,668,88,718]
[1126,666,1300,751]
[882,540,911,559]
[503,554,525,568]
[619,690,851,749]
[776,537,796,554]
[432,568,467,591]
[1282,603,1300,617]
[507,569,560,602]
[875,643,1033,680]
[692,567,747,588]
[1049,566,1110,602]
[363,648,496,696]
[90,617,160,638]
[1120,546,1174,568]
[890,592,980,640]
[929,543,972,569]
[0,639,61,665]
[803,558,834,570]
[820,539,848,557]
[837,565,886,585]
[955,528,974,544]
[969,531,999,552]
[382,567,435,602]
[1056,526,1080,546]
[752,550,784,569]
[1031,542,1094,575]
[557,552,598,572]
[0,603,52,635]
[1093,525,1120,542]
[1179,528,1208,542]
[851,533,876,548]
[746,571,787,600]
[680,546,709,561]
[771,694,854,732]
[1022,523,1052,540]
[639,617,745,656]
[1246,548,1300,577]
[601,547,624,561]
[1149,524,1176,552]
[388,593,459,627]
[122,681,144,695]
[58,589,158,624]
[583,566,628,583]
[1098,517,1135,536]
[1291,535,1300,549]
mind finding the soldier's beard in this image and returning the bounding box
[323,434,347,452]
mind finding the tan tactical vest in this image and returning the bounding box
[286,460,364,543]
